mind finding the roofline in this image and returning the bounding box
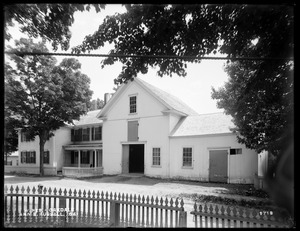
[97,82,127,118]
[169,132,235,138]
[70,122,103,128]
[162,109,188,117]
[134,78,174,111]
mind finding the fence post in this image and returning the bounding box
[179,211,187,228]
[38,184,43,211]
[59,196,67,227]
[110,202,120,227]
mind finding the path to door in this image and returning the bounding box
[4,174,269,227]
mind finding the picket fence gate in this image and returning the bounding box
[190,202,292,228]
[4,185,187,228]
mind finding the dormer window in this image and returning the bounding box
[129,95,137,114]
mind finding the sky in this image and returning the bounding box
[5,4,229,114]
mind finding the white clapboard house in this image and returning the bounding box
[6,77,268,185]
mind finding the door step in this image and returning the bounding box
[119,173,144,178]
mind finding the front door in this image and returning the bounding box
[129,144,144,173]
[209,150,228,183]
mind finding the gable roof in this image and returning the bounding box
[136,78,199,116]
[98,78,199,118]
[170,112,235,137]
[73,109,102,126]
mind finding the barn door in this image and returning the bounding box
[128,121,139,141]
[122,145,129,174]
[209,150,228,183]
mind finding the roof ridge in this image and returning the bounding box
[135,77,199,115]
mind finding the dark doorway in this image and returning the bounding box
[129,144,144,173]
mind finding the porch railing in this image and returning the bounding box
[62,167,103,178]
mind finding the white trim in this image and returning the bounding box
[170,133,234,138]
[181,146,194,169]
[128,93,139,97]
[120,141,147,145]
[207,146,231,150]
[129,94,138,115]
[151,146,162,167]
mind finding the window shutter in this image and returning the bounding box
[21,152,24,163]
[71,129,74,142]
[87,128,90,141]
[92,127,95,140]
[99,126,102,140]
[79,128,82,141]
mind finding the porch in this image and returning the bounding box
[63,143,103,178]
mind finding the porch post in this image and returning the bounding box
[78,150,81,168]
[94,149,97,167]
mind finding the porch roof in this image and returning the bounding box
[63,143,102,150]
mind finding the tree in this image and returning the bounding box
[211,60,293,156]
[5,38,93,176]
[4,64,21,162]
[71,4,293,156]
[97,98,105,109]
[4,4,105,51]
[71,4,293,83]
[88,98,105,111]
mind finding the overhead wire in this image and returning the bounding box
[4,51,294,61]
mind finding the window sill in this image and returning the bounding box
[151,165,161,168]
[129,113,138,116]
[182,166,193,169]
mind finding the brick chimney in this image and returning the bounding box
[104,93,113,105]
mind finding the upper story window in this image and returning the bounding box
[92,126,102,141]
[21,132,33,142]
[82,128,90,141]
[129,96,137,114]
[71,126,102,142]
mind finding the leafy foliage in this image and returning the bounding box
[4,4,105,51]
[72,4,293,83]
[212,59,293,155]
[5,38,93,175]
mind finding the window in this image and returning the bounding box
[21,132,32,142]
[73,129,82,142]
[92,126,102,140]
[129,96,137,113]
[152,148,161,166]
[71,151,78,164]
[183,147,193,167]
[44,151,50,164]
[21,151,36,164]
[82,128,90,141]
[81,151,90,164]
[5,160,12,165]
[230,148,242,155]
